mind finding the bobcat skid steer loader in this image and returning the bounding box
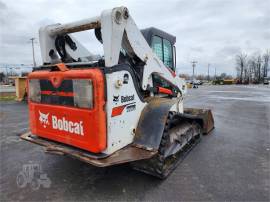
[21,7,214,179]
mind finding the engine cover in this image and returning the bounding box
[28,68,107,153]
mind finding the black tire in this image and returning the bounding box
[31,178,40,191]
[16,172,27,188]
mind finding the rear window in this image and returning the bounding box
[29,79,93,109]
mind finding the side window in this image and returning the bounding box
[163,39,173,69]
[151,36,163,61]
[151,36,174,70]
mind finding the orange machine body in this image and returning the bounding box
[28,68,107,153]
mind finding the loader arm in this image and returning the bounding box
[39,6,186,94]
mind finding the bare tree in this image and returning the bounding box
[196,74,208,80]
[235,53,247,83]
[247,53,266,83]
[248,55,258,83]
[179,74,190,80]
[257,55,262,82]
[263,50,270,78]
[243,67,249,83]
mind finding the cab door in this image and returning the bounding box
[151,35,178,94]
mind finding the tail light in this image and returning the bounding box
[29,79,41,102]
[73,79,93,108]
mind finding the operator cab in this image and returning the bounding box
[141,27,178,96]
[141,27,176,72]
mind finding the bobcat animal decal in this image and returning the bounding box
[113,95,119,102]
[39,111,50,128]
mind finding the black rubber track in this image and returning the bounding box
[131,112,202,179]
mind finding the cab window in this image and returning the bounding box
[151,36,174,70]
[151,36,163,61]
[163,39,173,69]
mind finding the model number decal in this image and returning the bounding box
[126,104,136,112]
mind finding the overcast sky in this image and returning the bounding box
[0,0,269,76]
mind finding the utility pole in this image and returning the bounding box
[5,64,8,84]
[208,63,210,81]
[30,38,37,67]
[191,61,197,82]
[215,67,217,80]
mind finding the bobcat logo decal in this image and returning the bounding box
[113,95,119,102]
[39,111,50,128]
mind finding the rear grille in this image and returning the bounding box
[29,79,93,109]
[40,79,74,106]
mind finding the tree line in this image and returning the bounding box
[179,73,233,81]
[235,50,269,84]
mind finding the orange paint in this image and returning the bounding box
[28,68,107,153]
[167,67,176,77]
[40,90,74,97]
[158,86,173,95]
[111,105,126,117]
[56,63,69,71]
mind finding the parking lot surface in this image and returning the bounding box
[1,85,269,201]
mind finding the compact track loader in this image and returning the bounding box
[21,7,214,179]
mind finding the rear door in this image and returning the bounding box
[28,68,107,153]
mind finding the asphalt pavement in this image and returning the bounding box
[0,85,269,201]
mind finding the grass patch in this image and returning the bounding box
[0,95,16,101]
